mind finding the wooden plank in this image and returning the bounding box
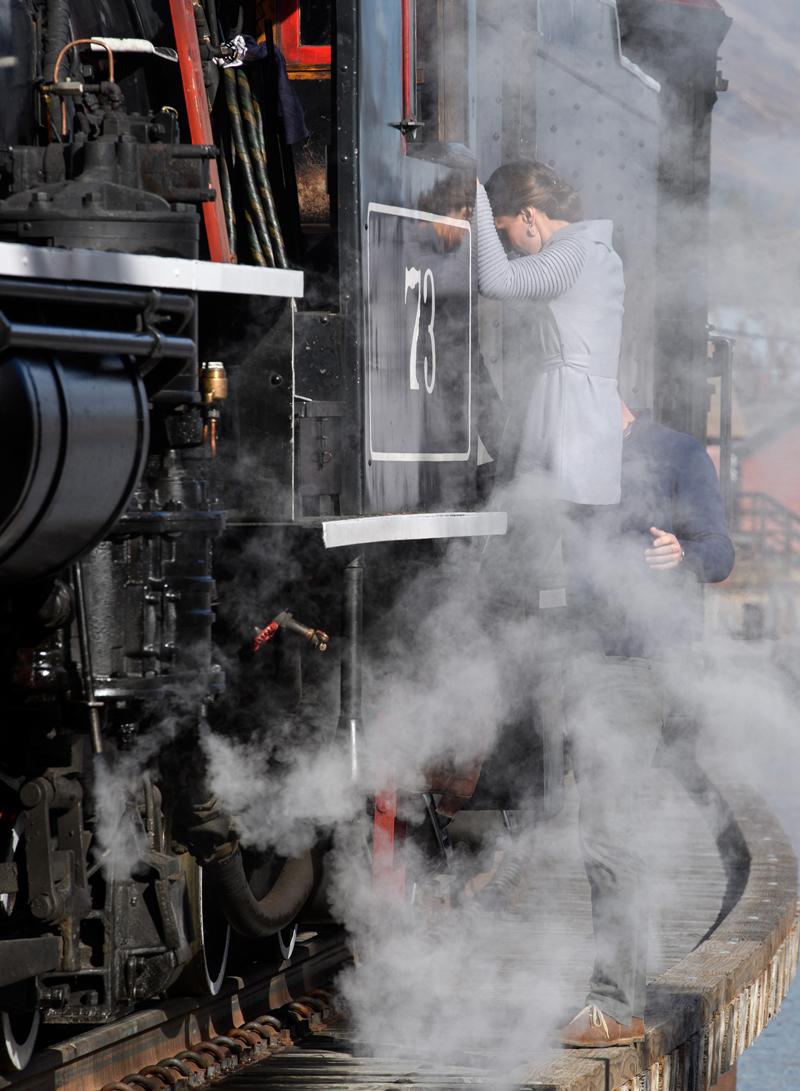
[210,779,797,1091]
[5,774,794,1091]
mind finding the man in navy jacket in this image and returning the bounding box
[558,401,734,1048]
[619,405,733,585]
[587,401,736,657]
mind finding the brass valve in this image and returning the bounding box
[274,610,330,653]
[251,610,331,655]
[200,360,228,457]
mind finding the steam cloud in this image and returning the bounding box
[95,0,798,1079]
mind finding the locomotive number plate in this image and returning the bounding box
[366,203,471,462]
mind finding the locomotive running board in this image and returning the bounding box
[321,511,507,548]
[0,242,303,298]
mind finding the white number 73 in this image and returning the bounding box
[404,266,436,393]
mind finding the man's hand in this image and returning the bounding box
[646,526,684,571]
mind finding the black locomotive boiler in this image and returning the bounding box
[0,0,730,1072]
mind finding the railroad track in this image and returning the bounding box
[3,778,798,1091]
[0,929,351,1091]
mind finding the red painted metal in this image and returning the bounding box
[401,0,412,120]
[372,785,406,898]
[278,1,332,66]
[252,619,281,652]
[168,0,233,263]
[741,427,800,518]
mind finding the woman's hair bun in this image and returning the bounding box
[485,160,583,223]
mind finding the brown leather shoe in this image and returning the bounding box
[558,1005,645,1047]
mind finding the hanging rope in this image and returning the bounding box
[223,66,275,265]
[236,69,288,269]
[218,145,238,258]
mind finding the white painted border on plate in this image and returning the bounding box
[322,510,506,548]
[366,202,472,462]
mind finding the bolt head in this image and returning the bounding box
[31,893,55,918]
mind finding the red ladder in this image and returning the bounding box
[169,0,233,263]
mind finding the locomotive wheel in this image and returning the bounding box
[171,855,231,996]
[211,844,322,962]
[227,848,303,969]
[0,1011,40,1074]
[0,820,41,1072]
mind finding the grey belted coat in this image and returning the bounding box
[477,184,624,505]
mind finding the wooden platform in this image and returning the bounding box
[223,770,798,1091]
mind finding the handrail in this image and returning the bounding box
[735,491,800,567]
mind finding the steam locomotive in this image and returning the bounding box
[0,0,730,1072]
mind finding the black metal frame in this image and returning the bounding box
[334,0,364,518]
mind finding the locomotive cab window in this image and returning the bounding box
[410,0,471,149]
[300,0,331,47]
[278,0,332,65]
[272,0,336,307]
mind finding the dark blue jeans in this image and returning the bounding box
[563,653,664,1024]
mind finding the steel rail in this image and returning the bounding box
[0,929,350,1091]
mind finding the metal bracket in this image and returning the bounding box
[388,117,424,138]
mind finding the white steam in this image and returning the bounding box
[157,0,800,1079]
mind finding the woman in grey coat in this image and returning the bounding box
[477,160,624,508]
[478,163,650,1049]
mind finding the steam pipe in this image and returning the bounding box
[0,279,194,318]
[71,562,103,755]
[54,37,115,83]
[0,313,195,360]
[52,38,116,136]
[204,0,221,48]
[202,845,315,938]
[337,556,364,781]
[43,0,72,136]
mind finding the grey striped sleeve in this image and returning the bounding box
[476,183,587,301]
